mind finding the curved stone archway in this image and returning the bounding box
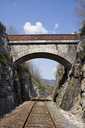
[14,52,72,69]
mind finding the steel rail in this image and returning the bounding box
[22,101,36,128]
[45,102,57,128]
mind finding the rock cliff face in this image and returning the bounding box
[54,36,85,120]
[0,40,37,117]
[15,64,37,103]
[0,43,15,116]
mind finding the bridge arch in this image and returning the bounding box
[14,52,72,69]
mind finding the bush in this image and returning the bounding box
[80,22,85,36]
[0,22,6,35]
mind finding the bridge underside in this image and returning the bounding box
[14,52,72,69]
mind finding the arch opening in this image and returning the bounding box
[13,52,72,99]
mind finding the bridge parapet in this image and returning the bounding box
[8,34,80,42]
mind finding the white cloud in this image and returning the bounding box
[23,22,48,34]
[52,23,59,34]
[54,23,59,29]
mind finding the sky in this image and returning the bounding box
[29,59,58,80]
[0,0,79,80]
[0,0,79,34]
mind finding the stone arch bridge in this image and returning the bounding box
[8,34,80,69]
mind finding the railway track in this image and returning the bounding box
[23,101,56,128]
[0,100,64,128]
[0,99,83,128]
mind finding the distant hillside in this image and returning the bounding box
[40,79,56,86]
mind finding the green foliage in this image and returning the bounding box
[32,78,54,96]
[0,52,11,64]
[79,43,85,60]
[56,66,64,81]
[18,64,30,73]
[68,79,75,87]
[80,23,85,36]
[38,84,46,92]
[0,54,7,64]
[21,64,30,73]
[32,78,46,92]
[0,22,6,35]
[16,64,31,79]
[57,68,64,77]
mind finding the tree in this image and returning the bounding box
[77,0,85,35]
[27,62,41,84]
[0,22,6,36]
[7,26,17,35]
[77,0,85,17]
[80,22,85,35]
